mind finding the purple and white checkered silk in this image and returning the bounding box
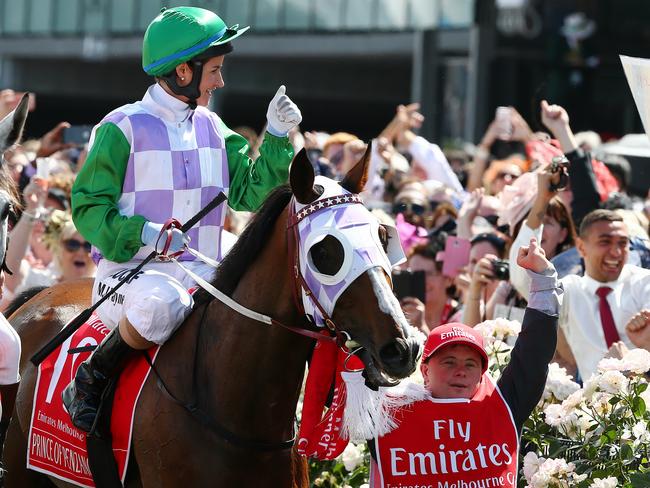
[89,84,229,263]
[295,176,406,327]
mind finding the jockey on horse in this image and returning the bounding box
[62,6,302,433]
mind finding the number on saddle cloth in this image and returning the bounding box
[28,312,161,487]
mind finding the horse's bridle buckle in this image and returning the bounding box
[324,318,336,332]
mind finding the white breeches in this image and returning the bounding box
[92,259,215,345]
[0,313,20,384]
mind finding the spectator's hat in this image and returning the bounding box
[422,323,488,373]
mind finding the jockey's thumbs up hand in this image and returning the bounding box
[266,85,302,137]
[141,222,190,254]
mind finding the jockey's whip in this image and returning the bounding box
[30,191,228,366]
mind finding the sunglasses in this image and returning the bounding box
[62,238,92,253]
[393,201,428,216]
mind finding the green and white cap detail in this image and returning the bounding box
[142,6,249,76]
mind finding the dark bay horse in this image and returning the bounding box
[5,148,420,487]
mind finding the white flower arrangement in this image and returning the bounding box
[522,452,587,488]
[306,317,650,487]
[588,477,619,488]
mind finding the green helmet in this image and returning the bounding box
[142,6,249,77]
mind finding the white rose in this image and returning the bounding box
[544,363,580,402]
[598,370,629,395]
[561,389,585,410]
[622,348,650,374]
[582,374,599,401]
[589,476,619,488]
[522,451,542,482]
[544,404,566,427]
[632,420,650,441]
[529,470,552,488]
[340,443,364,472]
[589,392,614,416]
[597,356,626,372]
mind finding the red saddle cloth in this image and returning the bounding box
[27,313,160,487]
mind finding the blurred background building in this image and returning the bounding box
[1,0,649,150]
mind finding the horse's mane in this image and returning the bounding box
[193,185,293,304]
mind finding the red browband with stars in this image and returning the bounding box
[288,194,364,228]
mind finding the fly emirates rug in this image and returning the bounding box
[370,375,519,488]
[27,312,160,487]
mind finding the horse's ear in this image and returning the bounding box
[290,148,320,204]
[0,93,29,154]
[340,142,371,194]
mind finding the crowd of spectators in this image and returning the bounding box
[2,87,650,385]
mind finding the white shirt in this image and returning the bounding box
[560,264,650,379]
[408,136,464,194]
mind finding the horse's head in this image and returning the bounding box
[289,148,422,389]
[0,93,29,272]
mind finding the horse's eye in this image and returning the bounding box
[378,225,389,252]
[309,235,344,276]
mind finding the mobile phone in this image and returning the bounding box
[35,158,51,180]
[495,106,513,141]
[63,125,93,146]
[391,269,426,303]
[442,236,471,277]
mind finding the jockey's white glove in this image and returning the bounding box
[141,222,189,254]
[265,85,302,137]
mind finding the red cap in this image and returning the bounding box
[422,323,489,373]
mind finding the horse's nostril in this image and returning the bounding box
[379,338,410,368]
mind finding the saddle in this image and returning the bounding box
[27,312,159,487]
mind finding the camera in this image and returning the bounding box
[549,156,569,192]
[63,125,93,146]
[491,259,510,281]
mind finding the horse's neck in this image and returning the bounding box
[196,239,313,443]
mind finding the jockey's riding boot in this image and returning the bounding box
[62,328,136,433]
[0,381,19,471]
[0,418,8,486]
[0,418,9,468]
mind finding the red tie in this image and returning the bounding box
[596,286,620,348]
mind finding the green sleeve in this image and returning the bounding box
[221,121,294,212]
[71,123,146,263]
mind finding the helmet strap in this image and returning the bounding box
[160,59,204,110]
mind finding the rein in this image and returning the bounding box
[172,193,365,350]
[147,303,298,451]
[156,192,365,451]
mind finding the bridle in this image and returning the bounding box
[286,193,366,349]
[157,190,373,451]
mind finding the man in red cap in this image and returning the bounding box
[370,237,562,487]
